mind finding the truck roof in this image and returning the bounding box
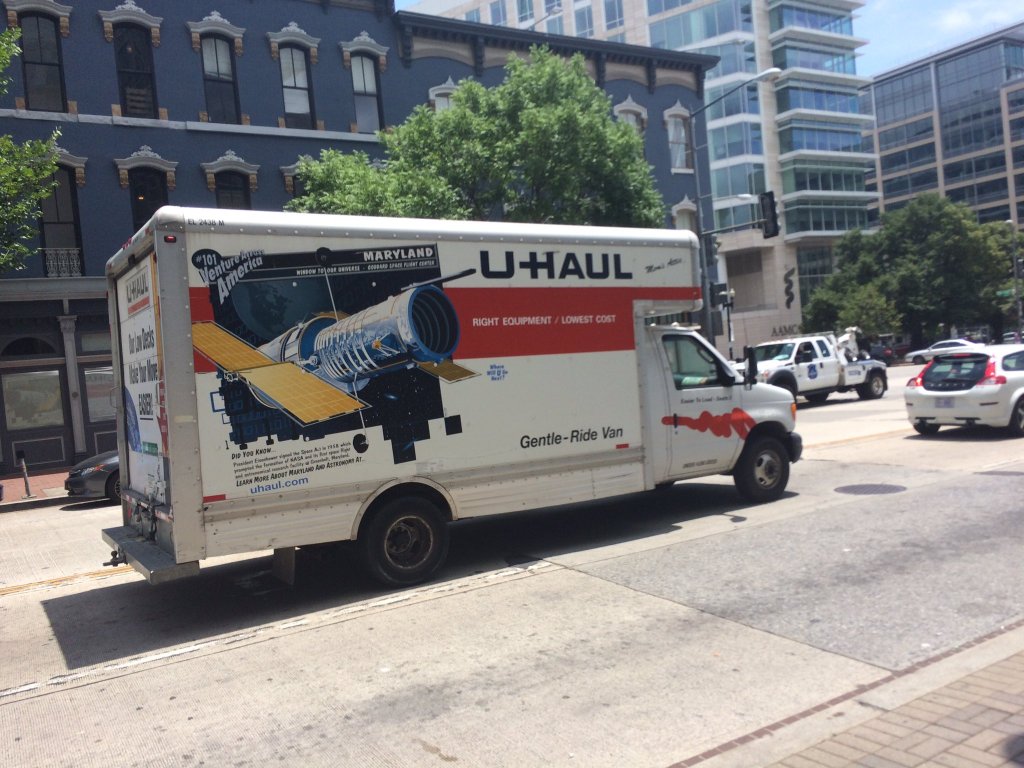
[110,206,699,271]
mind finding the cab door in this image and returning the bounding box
[794,340,839,391]
[656,334,744,480]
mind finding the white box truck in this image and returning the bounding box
[102,207,802,586]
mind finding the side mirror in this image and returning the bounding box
[743,346,758,386]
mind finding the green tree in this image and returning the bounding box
[290,46,665,227]
[0,28,59,272]
[803,194,1007,345]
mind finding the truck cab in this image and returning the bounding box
[643,324,801,501]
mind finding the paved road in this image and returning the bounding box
[1,382,1022,767]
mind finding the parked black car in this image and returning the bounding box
[65,450,120,502]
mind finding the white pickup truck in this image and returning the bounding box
[738,330,888,403]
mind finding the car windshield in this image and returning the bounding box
[754,343,794,362]
[922,353,989,386]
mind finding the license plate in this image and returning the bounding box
[935,397,954,408]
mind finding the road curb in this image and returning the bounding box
[0,496,78,513]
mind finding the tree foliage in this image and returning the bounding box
[803,194,1011,344]
[289,46,665,227]
[0,28,59,272]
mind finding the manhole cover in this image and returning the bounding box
[835,483,907,495]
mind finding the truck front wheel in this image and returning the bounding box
[733,436,790,503]
[359,496,450,587]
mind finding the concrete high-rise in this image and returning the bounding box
[409,0,877,351]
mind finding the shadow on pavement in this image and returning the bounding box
[1006,734,1024,765]
[41,481,770,670]
[905,426,1024,443]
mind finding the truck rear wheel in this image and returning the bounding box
[358,496,449,587]
[733,436,789,503]
[857,372,885,400]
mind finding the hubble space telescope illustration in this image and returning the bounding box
[191,273,476,427]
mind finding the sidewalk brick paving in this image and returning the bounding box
[768,652,1024,768]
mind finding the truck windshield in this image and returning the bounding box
[753,343,794,362]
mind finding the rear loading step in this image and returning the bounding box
[102,526,199,584]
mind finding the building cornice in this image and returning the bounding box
[392,11,717,85]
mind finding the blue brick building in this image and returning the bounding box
[0,0,713,472]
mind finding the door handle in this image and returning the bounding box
[673,413,679,428]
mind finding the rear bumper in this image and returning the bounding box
[904,394,1008,428]
[65,475,105,498]
[102,525,199,585]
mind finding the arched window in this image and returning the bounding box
[613,96,647,135]
[351,54,381,133]
[128,167,168,231]
[1,337,57,356]
[113,23,157,118]
[279,45,314,129]
[19,13,66,112]
[201,35,239,124]
[215,171,250,209]
[664,103,693,172]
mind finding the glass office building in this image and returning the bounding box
[409,0,877,351]
[862,23,1024,228]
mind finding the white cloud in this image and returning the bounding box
[936,2,1018,33]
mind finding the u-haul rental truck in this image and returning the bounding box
[102,207,801,587]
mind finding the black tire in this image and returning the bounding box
[770,376,797,401]
[1008,397,1024,438]
[105,471,121,503]
[358,496,449,587]
[733,436,790,503]
[857,372,886,400]
[913,422,940,435]
[912,355,925,365]
[805,392,829,404]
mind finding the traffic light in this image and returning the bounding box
[710,281,728,306]
[759,191,780,239]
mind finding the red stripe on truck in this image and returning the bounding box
[446,286,697,358]
[662,409,756,439]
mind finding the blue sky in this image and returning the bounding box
[855,0,1023,76]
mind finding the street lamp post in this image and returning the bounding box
[692,67,781,344]
[1006,220,1023,342]
[527,5,562,31]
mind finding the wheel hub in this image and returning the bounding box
[385,516,433,569]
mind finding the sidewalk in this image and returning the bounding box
[0,466,75,512]
[684,621,1024,768]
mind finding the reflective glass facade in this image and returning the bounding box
[769,5,851,36]
[649,0,751,49]
[865,23,1024,227]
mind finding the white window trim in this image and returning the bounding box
[201,149,259,192]
[188,11,245,56]
[99,0,162,46]
[429,76,458,110]
[114,144,177,189]
[613,95,647,133]
[340,31,388,72]
[267,22,320,64]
